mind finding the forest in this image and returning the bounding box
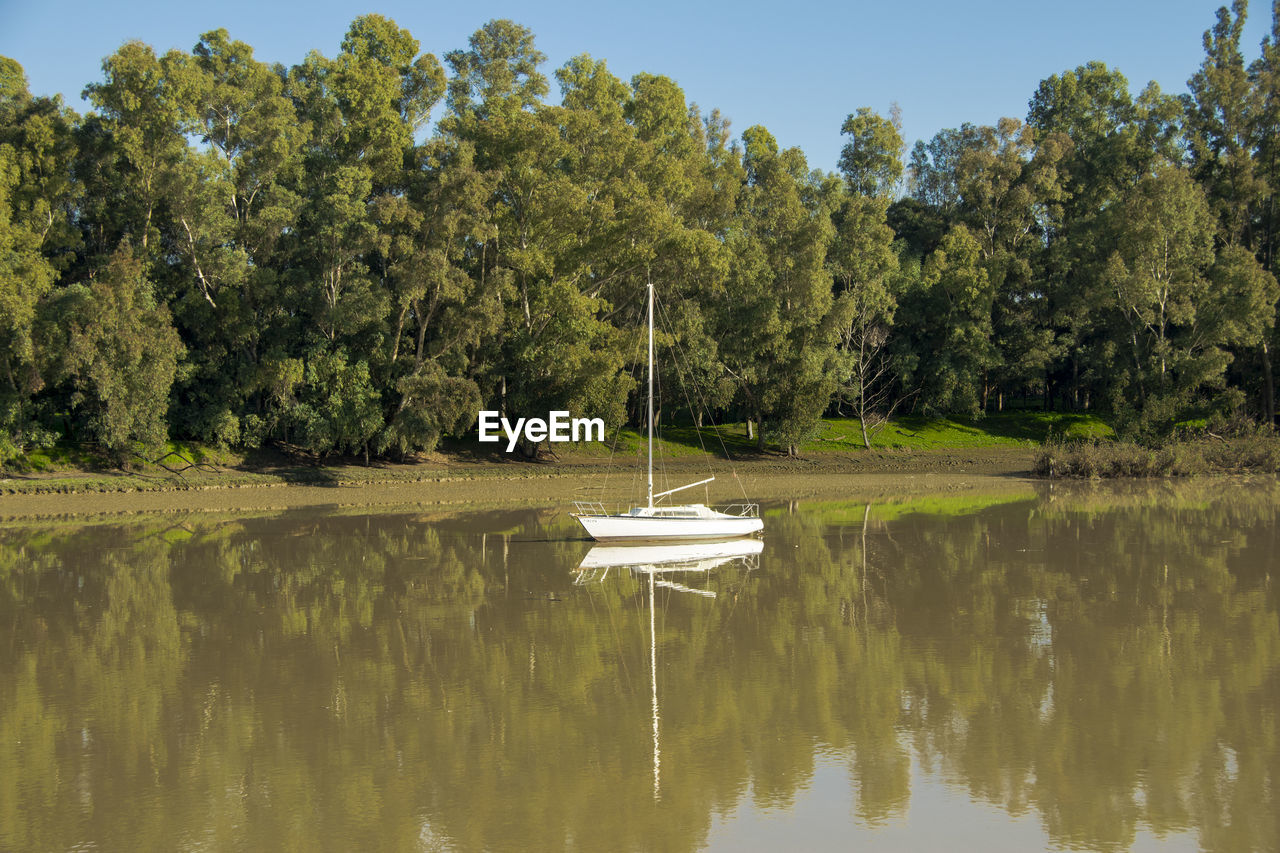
[1,0,1279,463]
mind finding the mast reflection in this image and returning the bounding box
[574,539,765,800]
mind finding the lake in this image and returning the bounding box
[2,480,1277,851]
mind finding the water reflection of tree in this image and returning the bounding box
[0,487,1276,851]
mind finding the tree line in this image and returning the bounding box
[2,2,1279,463]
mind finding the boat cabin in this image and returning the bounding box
[627,504,714,518]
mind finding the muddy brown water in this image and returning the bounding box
[2,479,1277,851]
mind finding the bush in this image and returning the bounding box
[1036,435,1279,479]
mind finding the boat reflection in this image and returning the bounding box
[574,538,764,594]
[574,538,764,800]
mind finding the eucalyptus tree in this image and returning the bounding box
[954,117,1067,408]
[268,15,448,457]
[370,138,496,457]
[1099,164,1276,432]
[718,125,851,454]
[150,29,312,446]
[838,106,904,199]
[81,41,199,258]
[0,58,79,457]
[19,43,196,459]
[442,22,635,455]
[831,106,904,446]
[829,192,901,446]
[894,225,996,414]
[1253,3,1280,422]
[898,117,1065,410]
[621,71,739,427]
[1185,0,1280,424]
[37,245,183,462]
[1256,2,1280,277]
[1186,0,1265,248]
[1028,63,1184,411]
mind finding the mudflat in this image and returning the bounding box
[0,447,1036,520]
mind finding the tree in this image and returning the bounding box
[40,244,183,461]
[443,24,636,456]
[1186,0,1265,248]
[1098,165,1275,432]
[895,225,996,414]
[718,126,850,454]
[444,18,547,120]
[82,41,199,255]
[838,106,904,199]
[1028,62,1183,411]
[371,138,499,457]
[0,59,79,458]
[1250,1,1280,422]
[830,187,903,446]
[165,28,308,444]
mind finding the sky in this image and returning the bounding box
[0,0,1275,172]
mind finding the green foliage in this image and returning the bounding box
[838,106,904,198]
[717,126,851,454]
[1035,434,1280,477]
[7,8,1280,461]
[1099,164,1261,435]
[897,225,995,414]
[291,351,382,457]
[378,361,481,457]
[41,245,182,461]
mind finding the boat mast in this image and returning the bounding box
[647,274,654,509]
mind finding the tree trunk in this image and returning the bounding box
[1263,341,1275,428]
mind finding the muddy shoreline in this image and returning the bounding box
[0,448,1037,520]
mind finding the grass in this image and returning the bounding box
[542,411,1114,459]
[800,412,1113,452]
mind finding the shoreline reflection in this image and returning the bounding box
[0,485,1276,851]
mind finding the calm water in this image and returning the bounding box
[2,482,1278,851]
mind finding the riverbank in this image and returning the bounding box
[2,409,1107,500]
[0,446,1037,520]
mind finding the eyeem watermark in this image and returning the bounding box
[478,411,605,452]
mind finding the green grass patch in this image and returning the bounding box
[799,412,1113,452]
[22,444,102,472]
[558,412,1113,458]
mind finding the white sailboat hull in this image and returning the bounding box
[576,512,763,541]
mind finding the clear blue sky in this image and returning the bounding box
[0,0,1274,172]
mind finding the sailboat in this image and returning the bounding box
[573,279,763,541]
